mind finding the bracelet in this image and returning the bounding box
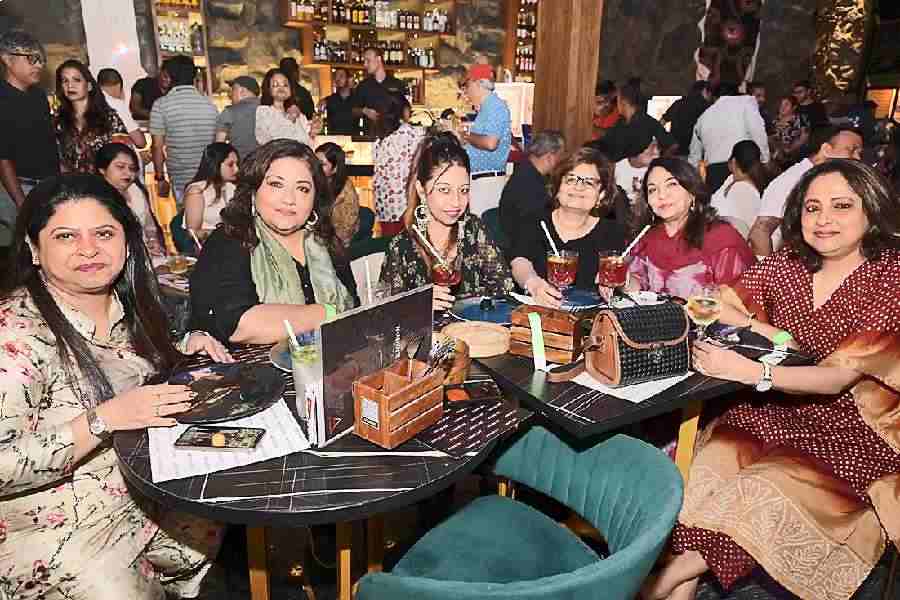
[323,303,337,322]
[743,312,755,328]
[180,330,208,349]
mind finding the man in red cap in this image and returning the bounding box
[459,62,511,216]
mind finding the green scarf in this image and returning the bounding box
[250,218,353,312]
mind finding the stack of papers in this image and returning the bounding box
[148,399,310,483]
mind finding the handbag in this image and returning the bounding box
[548,302,690,387]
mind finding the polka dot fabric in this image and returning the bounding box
[672,249,900,589]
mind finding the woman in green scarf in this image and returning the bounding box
[189,139,357,344]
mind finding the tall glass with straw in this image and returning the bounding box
[541,220,578,294]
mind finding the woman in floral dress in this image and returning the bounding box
[644,160,900,600]
[54,60,130,173]
[373,95,425,236]
[0,174,230,599]
[379,132,513,312]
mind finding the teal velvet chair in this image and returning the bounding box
[356,427,683,600]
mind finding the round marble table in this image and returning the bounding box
[115,344,528,600]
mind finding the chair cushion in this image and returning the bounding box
[393,495,599,584]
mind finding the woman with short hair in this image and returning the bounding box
[508,146,628,308]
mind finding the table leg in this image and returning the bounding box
[337,521,352,600]
[675,399,703,483]
[246,526,270,600]
[366,516,384,573]
[497,479,515,498]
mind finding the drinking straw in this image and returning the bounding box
[621,225,651,258]
[540,221,560,257]
[283,319,299,350]
[364,256,373,305]
[412,226,449,268]
[188,229,203,252]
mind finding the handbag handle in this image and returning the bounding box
[546,358,586,383]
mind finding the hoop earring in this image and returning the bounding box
[414,204,429,231]
[305,210,319,230]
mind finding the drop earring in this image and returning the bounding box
[414,204,429,232]
[305,210,319,230]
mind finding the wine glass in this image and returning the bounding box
[686,285,721,341]
[547,250,578,294]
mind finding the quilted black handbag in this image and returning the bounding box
[548,302,690,387]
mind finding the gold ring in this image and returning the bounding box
[154,405,160,417]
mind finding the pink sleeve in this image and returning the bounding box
[709,245,755,287]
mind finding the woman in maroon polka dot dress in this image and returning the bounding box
[643,160,900,600]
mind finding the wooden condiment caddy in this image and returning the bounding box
[352,359,444,449]
[509,305,593,364]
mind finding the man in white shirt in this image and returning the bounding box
[689,82,769,194]
[615,131,658,206]
[97,68,146,149]
[748,125,863,256]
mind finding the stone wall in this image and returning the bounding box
[0,0,88,88]
[597,0,817,113]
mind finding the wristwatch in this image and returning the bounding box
[86,408,111,440]
[755,361,773,392]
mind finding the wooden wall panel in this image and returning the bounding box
[533,0,604,150]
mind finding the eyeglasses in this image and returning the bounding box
[562,173,602,189]
[271,82,291,88]
[10,52,44,66]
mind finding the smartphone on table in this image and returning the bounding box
[174,426,266,451]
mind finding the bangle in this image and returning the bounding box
[323,303,337,322]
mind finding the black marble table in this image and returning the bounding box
[478,333,811,479]
[115,344,530,600]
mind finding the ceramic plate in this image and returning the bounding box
[451,297,515,325]
[170,363,285,424]
[270,339,291,372]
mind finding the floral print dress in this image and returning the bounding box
[0,288,223,600]
[379,215,515,298]
[373,123,425,223]
[55,109,128,174]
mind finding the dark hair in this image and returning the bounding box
[637,157,719,250]
[260,68,296,110]
[401,133,469,270]
[188,142,239,203]
[1,175,181,406]
[333,67,350,80]
[315,142,349,204]
[220,139,344,260]
[97,68,123,88]
[809,125,863,156]
[690,80,710,95]
[747,81,765,93]
[793,80,812,91]
[95,142,168,256]
[730,140,770,194]
[55,60,115,149]
[595,80,616,96]
[375,94,410,139]
[363,46,383,60]
[781,160,900,271]
[551,147,616,218]
[162,55,195,87]
[618,80,641,109]
[279,57,300,80]
[715,82,740,97]
[780,95,800,111]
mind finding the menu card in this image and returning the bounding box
[148,399,309,483]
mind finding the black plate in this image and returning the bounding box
[170,363,286,424]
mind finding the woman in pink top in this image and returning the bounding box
[625,157,755,299]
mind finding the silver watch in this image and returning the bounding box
[87,408,111,440]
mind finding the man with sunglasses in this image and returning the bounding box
[0,30,59,248]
